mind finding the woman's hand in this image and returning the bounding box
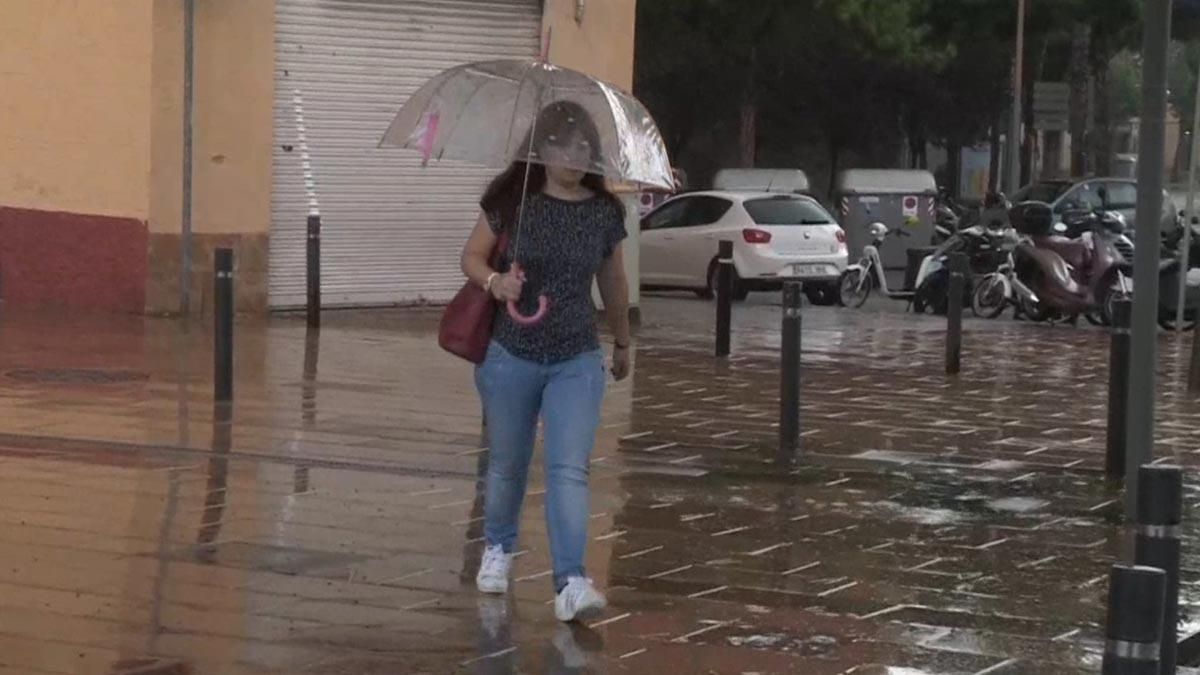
[611,345,631,381]
[490,271,524,303]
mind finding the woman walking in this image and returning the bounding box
[459,100,631,622]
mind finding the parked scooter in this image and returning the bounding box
[971,229,1040,319]
[914,219,1012,315]
[1152,217,1200,330]
[837,222,918,307]
[1002,202,1131,324]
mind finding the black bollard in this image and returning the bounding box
[945,253,966,375]
[779,282,802,464]
[214,248,234,403]
[1134,465,1183,675]
[1103,564,1167,674]
[306,214,321,329]
[1190,309,1200,394]
[715,240,734,357]
[1108,300,1132,478]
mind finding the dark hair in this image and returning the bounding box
[480,100,620,230]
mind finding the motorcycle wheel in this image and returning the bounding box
[838,269,871,308]
[1158,309,1198,331]
[1019,294,1052,322]
[971,275,1007,319]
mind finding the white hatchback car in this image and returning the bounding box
[639,191,849,303]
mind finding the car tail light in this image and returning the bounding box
[835,229,847,244]
[742,228,772,244]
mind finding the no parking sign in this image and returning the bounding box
[902,195,919,218]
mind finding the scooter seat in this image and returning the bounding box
[1033,236,1091,271]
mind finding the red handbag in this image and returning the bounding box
[438,230,509,364]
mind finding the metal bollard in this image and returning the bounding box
[945,253,966,375]
[1108,300,1132,478]
[1134,465,1183,675]
[214,248,234,403]
[307,214,321,329]
[715,240,733,358]
[779,281,802,464]
[302,328,319,426]
[1190,308,1200,393]
[1103,564,1166,674]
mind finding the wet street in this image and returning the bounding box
[3,295,1200,674]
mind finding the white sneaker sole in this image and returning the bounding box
[477,578,509,595]
[555,596,606,623]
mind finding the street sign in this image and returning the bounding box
[1034,81,1070,131]
[902,195,919,217]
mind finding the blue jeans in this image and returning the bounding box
[475,341,606,591]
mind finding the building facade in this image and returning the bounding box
[0,0,639,314]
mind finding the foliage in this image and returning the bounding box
[634,0,1181,194]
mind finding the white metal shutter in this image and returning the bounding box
[271,0,541,308]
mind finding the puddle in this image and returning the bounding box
[852,449,923,465]
[862,500,970,526]
[984,497,1049,513]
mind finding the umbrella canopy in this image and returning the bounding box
[380,59,674,190]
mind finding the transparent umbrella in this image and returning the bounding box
[380,59,674,324]
[380,59,674,189]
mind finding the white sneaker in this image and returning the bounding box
[476,544,512,594]
[554,577,606,623]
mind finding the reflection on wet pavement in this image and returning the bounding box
[1,299,1199,673]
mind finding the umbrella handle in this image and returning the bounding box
[507,296,549,326]
[506,262,549,326]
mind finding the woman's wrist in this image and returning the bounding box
[482,271,499,293]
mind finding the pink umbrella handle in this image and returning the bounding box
[507,296,549,325]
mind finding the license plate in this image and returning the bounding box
[790,264,827,277]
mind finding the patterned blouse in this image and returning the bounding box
[487,192,627,364]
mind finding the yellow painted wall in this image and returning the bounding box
[0,0,153,219]
[542,0,637,90]
[190,0,276,236]
[148,0,276,237]
[150,0,185,237]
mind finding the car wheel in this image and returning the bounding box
[805,284,837,306]
[706,261,747,302]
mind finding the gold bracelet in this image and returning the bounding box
[484,272,499,292]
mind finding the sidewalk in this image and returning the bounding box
[1,298,1198,674]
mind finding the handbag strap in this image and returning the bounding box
[490,228,511,269]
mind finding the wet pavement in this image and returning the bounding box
[2,296,1200,673]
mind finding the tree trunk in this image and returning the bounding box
[1068,22,1092,176]
[738,46,758,168]
[828,137,842,201]
[739,102,757,167]
[947,139,963,198]
[989,123,1002,193]
[1091,56,1113,176]
[1043,131,1063,179]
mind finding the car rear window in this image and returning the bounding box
[743,197,834,225]
[1013,182,1071,203]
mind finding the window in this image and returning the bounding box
[743,197,835,225]
[1013,182,1071,204]
[643,198,691,230]
[685,196,733,227]
[1056,183,1103,212]
[1103,182,1138,210]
